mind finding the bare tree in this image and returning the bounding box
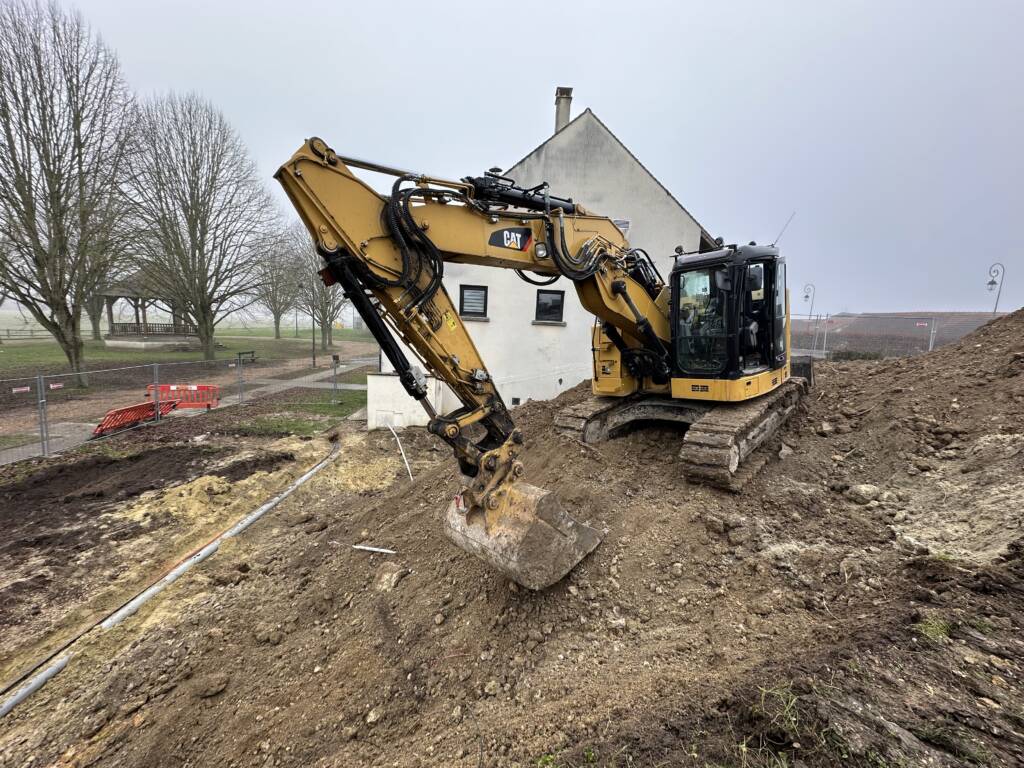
[0,0,135,377]
[124,92,273,360]
[253,227,301,338]
[292,225,348,352]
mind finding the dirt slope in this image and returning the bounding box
[1,310,1022,767]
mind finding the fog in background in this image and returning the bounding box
[73,0,1022,315]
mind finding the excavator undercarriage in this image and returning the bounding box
[556,377,807,492]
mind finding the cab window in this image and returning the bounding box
[675,266,729,375]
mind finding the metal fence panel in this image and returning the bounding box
[0,375,48,465]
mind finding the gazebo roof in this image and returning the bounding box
[100,266,166,300]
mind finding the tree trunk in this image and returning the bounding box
[273,314,282,339]
[198,314,216,360]
[320,323,328,352]
[327,323,333,347]
[87,311,102,341]
[54,312,87,387]
[85,295,104,341]
[65,336,87,387]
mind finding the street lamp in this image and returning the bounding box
[987,263,1005,316]
[802,283,816,320]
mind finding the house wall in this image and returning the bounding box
[371,110,708,426]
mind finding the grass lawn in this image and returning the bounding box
[236,390,366,436]
[337,366,370,385]
[289,389,367,418]
[0,336,375,378]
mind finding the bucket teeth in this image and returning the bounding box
[444,482,602,590]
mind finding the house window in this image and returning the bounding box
[459,285,488,318]
[535,289,565,322]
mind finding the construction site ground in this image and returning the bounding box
[1,311,1023,767]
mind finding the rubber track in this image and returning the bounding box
[678,378,807,491]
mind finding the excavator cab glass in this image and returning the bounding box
[675,265,730,374]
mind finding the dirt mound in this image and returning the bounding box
[1,311,1023,767]
[806,308,1024,562]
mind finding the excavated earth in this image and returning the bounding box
[1,310,1023,767]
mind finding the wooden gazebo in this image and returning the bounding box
[100,268,197,339]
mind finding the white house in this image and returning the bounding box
[367,87,716,429]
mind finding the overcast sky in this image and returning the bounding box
[73,0,1021,315]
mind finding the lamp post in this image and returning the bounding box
[802,283,816,320]
[987,263,1005,316]
[803,283,818,352]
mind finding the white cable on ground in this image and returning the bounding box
[0,441,340,719]
[0,655,71,719]
[387,424,414,481]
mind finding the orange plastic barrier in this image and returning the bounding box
[92,400,178,438]
[146,383,220,410]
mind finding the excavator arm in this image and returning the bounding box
[274,137,670,588]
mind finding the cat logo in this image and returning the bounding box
[488,227,533,252]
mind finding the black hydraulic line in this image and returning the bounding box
[398,188,445,309]
[321,249,429,403]
[514,269,560,286]
[546,220,599,281]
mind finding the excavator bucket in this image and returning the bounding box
[444,482,603,590]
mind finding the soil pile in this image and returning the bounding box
[0,311,1022,767]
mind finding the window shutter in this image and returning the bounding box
[460,285,488,317]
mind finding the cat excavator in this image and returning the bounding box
[274,138,807,590]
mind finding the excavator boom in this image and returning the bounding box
[275,139,668,588]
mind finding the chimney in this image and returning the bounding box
[554,86,573,133]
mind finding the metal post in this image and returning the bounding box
[153,363,160,422]
[928,317,937,352]
[237,353,245,404]
[36,374,49,457]
[822,314,830,357]
[332,354,339,402]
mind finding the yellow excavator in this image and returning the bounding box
[275,138,808,590]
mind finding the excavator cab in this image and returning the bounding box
[670,244,788,397]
